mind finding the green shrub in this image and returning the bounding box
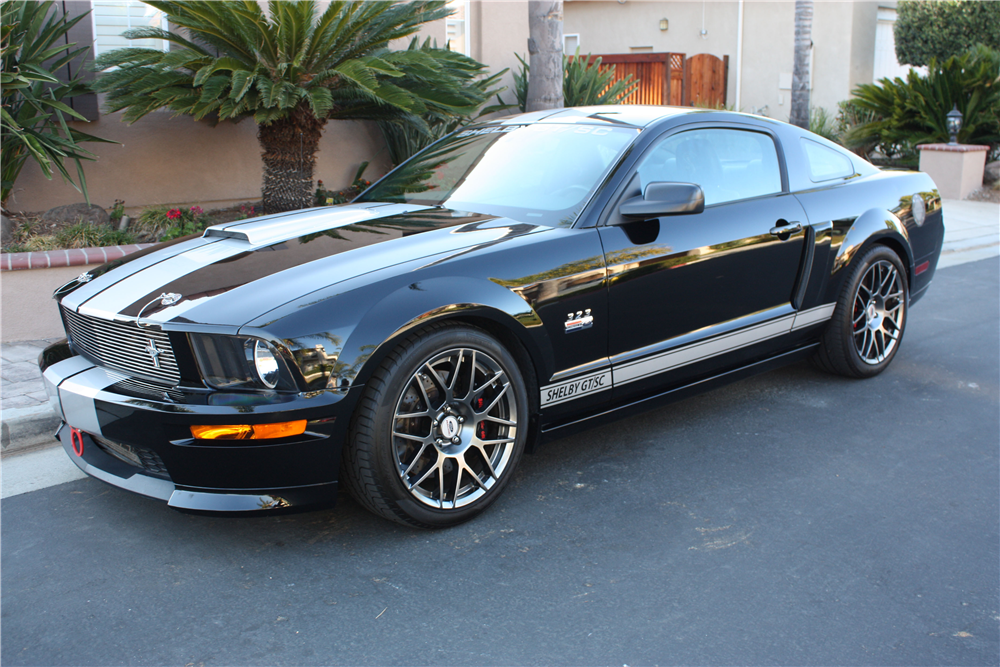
[847,45,1000,163]
[895,0,1000,67]
[55,222,134,248]
[808,107,838,142]
[510,50,640,113]
[134,204,212,241]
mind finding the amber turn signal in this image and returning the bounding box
[190,420,307,440]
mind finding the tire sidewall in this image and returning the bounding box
[835,245,909,377]
[367,326,529,528]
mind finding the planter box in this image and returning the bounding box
[918,144,988,200]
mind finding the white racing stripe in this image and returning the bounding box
[540,303,836,406]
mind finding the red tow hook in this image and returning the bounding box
[70,427,84,456]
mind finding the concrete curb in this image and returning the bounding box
[1,403,60,457]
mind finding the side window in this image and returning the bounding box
[636,128,783,206]
[801,138,855,182]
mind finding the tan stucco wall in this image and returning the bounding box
[565,0,884,122]
[8,109,392,216]
[1,265,94,342]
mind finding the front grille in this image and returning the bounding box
[92,435,170,477]
[62,307,180,385]
[106,371,185,402]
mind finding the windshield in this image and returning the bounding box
[358,123,638,227]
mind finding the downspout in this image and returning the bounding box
[735,0,745,111]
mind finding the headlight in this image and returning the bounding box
[189,334,297,391]
[253,340,280,388]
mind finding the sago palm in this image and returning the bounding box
[93,0,497,213]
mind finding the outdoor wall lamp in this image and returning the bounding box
[946,104,963,144]
[659,18,669,31]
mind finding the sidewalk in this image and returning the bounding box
[1,338,62,455]
[1,197,997,460]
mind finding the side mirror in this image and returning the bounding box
[616,182,705,221]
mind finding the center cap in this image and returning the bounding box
[867,303,877,320]
[440,415,460,440]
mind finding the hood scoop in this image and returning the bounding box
[203,203,432,247]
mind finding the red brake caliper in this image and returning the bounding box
[476,397,487,439]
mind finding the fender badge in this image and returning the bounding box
[564,309,594,333]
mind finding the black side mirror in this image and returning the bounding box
[616,182,705,221]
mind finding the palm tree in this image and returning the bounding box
[789,0,813,129]
[525,0,564,111]
[92,0,499,213]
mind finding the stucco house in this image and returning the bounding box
[10,0,911,216]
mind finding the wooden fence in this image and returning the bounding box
[574,52,728,108]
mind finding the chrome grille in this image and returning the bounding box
[61,307,181,384]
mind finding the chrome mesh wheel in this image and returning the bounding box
[391,347,518,509]
[852,259,906,365]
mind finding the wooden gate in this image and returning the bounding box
[683,54,729,108]
[579,52,728,108]
[574,53,685,106]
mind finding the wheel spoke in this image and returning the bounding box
[393,430,428,444]
[460,350,477,400]
[424,362,449,398]
[474,369,504,396]
[482,382,509,413]
[447,350,464,392]
[483,415,517,427]
[411,457,439,490]
[396,411,429,420]
[474,443,498,479]
[460,458,489,491]
[414,374,435,413]
[402,442,430,477]
[438,463,446,508]
[862,329,875,358]
[478,436,515,446]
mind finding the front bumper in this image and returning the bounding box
[42,342,356,514]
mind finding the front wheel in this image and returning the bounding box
[342,324,529,528]
[814,245,908,378]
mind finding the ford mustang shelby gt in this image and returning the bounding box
[40,106,943,527]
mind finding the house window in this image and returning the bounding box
[446,0,470,57]
[91,0,169,59]
[872,7,924,81]
[564,34,580,54]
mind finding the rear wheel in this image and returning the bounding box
[342,324,528,528]
[814,245,908,378]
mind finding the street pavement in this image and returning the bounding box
[1,252,997,665]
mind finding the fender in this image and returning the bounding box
[336,276,551,390]
[829,207,914,299]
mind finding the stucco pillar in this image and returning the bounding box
[917,144,988,200]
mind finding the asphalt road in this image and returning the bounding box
[3,258,998,667]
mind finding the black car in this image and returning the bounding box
[40,106,943,527]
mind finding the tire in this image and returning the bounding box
[342,324,529,528]
[814,245,908,378]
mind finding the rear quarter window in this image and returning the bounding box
[801,138,855,182]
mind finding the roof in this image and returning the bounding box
[497,105,700,128]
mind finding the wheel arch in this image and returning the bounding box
[337,277,550,411]
[829,207,914,302]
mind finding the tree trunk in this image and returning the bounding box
[789,0,813,129]
[526,0,564,112]
[258,102,327,213]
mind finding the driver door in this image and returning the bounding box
[599,126,810,399]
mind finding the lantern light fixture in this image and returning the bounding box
[946,104,963,145]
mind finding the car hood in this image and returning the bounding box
[59,203,547,329]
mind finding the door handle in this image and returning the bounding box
[770,222,803,237]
